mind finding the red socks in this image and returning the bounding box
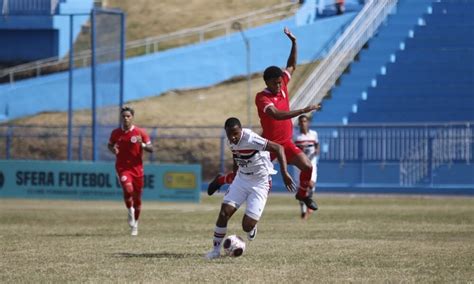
[217,172,236,185]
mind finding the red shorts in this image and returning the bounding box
[270,140,302,164]
[117,170,144,193]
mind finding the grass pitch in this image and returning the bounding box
[1,194,473,283]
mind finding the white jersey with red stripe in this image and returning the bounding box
[224,128,275,221]
[294,129,319,164]
[227,128,277,176]
[293,129,319,185]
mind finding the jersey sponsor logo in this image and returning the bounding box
[130,136,138,143]
[234,158,252,168]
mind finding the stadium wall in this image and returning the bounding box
[0,12,357,121]
[268,162,474,195]
[0,0,93,62]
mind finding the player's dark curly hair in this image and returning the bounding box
[263,66,283,81]
[224,117,241,129]
[298,114,310,121]
[121,106,135,116]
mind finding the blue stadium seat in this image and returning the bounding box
[317,0,474,124]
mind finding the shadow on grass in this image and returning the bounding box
[113,252,199,259]
[45,233,111,237]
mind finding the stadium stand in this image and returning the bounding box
[350,0,474,123]
[313,0,474,124]
[269,0,473,193]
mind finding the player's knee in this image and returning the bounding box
[217,209,231,222]
[123,183,134,194]
[301,162,313,172]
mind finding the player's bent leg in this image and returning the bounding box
[208,172,236,196]
[242,215,258,241]
[244,178,269,242]
[300,201,307,219]
[205,203,238,260]
[291,154,318,211]
[208,174,223,196]
[296,194,318,211]
[217,203,238,226]
[298,162,313,190]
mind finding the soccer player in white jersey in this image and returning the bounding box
[205,117,296,259]
[293,115,319,220]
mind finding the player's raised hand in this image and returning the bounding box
[303,103,322,113]
[284,27,296,42]
[315,103,322,111]
[282,172,297,192]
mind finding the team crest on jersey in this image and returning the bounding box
[121,175,128,182]
[130,136,138,143]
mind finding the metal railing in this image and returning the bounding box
[400,123,473,186]
[0,123,472,180]
[400,140,429,186]
[289,0,397,116]
[0,1,299,84]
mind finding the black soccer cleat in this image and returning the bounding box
[207,175,223,196]
[295,194,318,211]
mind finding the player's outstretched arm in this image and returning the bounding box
[265,141,296,192]
[284,27,297,75]
[265,103,322,120]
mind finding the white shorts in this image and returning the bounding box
[223,172,271,221]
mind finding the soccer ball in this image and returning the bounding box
[223,235,246,257]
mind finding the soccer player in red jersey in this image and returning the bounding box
[255,27,321,210]
[208,27,321,210]
[108,106,154,236]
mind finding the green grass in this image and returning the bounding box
[1,195,473,282]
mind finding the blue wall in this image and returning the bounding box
[0,29,59,60]
[0,12,357,121]
[268,161,474,195]
[0,0,93,62]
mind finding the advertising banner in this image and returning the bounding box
[0,160,201,202]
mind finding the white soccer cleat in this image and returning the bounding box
[247,225,257,241]
[128,207,135,228]
[204,250,221,260]
[131,221,138,236]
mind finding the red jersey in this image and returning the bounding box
[108,125,151,176]
[255,70,293,144]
